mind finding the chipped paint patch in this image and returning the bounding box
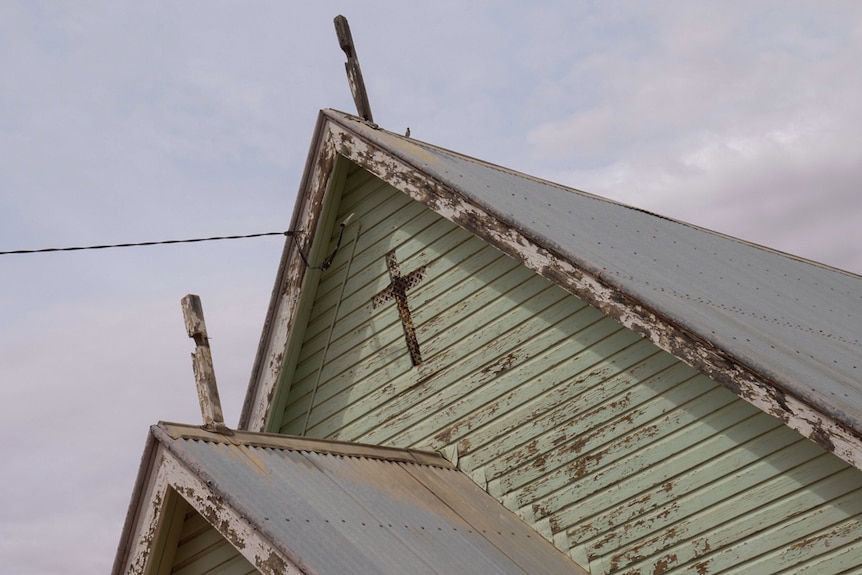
[123,450,172,574]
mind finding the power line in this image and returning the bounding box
[0,230,297,256]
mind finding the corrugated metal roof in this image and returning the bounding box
[323,110,862,437]
[154,423,585,575]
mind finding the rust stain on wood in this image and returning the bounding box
[481,352,520,377]
[372,249,427,366]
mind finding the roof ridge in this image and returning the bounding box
[156,421,454,468]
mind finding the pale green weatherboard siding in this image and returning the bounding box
[273,162,862,574]
[170,508,259,575]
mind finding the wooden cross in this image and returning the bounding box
[334,15,373,123]
[372,250,427,365]
[181,294,231,434]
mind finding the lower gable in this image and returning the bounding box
[170,506,259,575]
[147,488,260,575]
[270,160,862,573]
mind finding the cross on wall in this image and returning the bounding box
[372,250,427,366]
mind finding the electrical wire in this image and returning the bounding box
[0,230,296,256]
[1,228,346,273]
[292,221,347,271]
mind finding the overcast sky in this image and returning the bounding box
[2,2,861,573]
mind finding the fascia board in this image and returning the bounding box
[239,112,342,432]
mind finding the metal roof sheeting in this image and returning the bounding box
[155,423,585,575]
[325,110,862,437]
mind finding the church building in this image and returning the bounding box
[113,108,862,574]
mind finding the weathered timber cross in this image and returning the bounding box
[334,15,373,123]
[181,294,231,435]
[372,250,427,366]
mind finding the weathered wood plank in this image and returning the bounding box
[325,285,575,442]
[774,536,862,574]
[293,274,565,437]
[563,417,794,545]
[458,337,668,472]
[579,431,823,559]
[607,456,855,574]
[495,379,731,499]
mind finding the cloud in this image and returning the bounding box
[522,2,862,273]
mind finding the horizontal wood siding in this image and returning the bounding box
[170,508,259,575]
[274,164,862,574]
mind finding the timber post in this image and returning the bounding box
[334,15,374,123]
[181,294,232,434]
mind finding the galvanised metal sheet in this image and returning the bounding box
[160,424,584,575]
[272,163,862,573]
[328,110,862,439]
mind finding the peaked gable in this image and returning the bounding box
[242,109,862,470]
[147,494,260,575]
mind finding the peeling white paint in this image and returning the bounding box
[243,121,341,433]
[123,448,170,575]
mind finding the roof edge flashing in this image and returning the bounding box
[157,421,453,468]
